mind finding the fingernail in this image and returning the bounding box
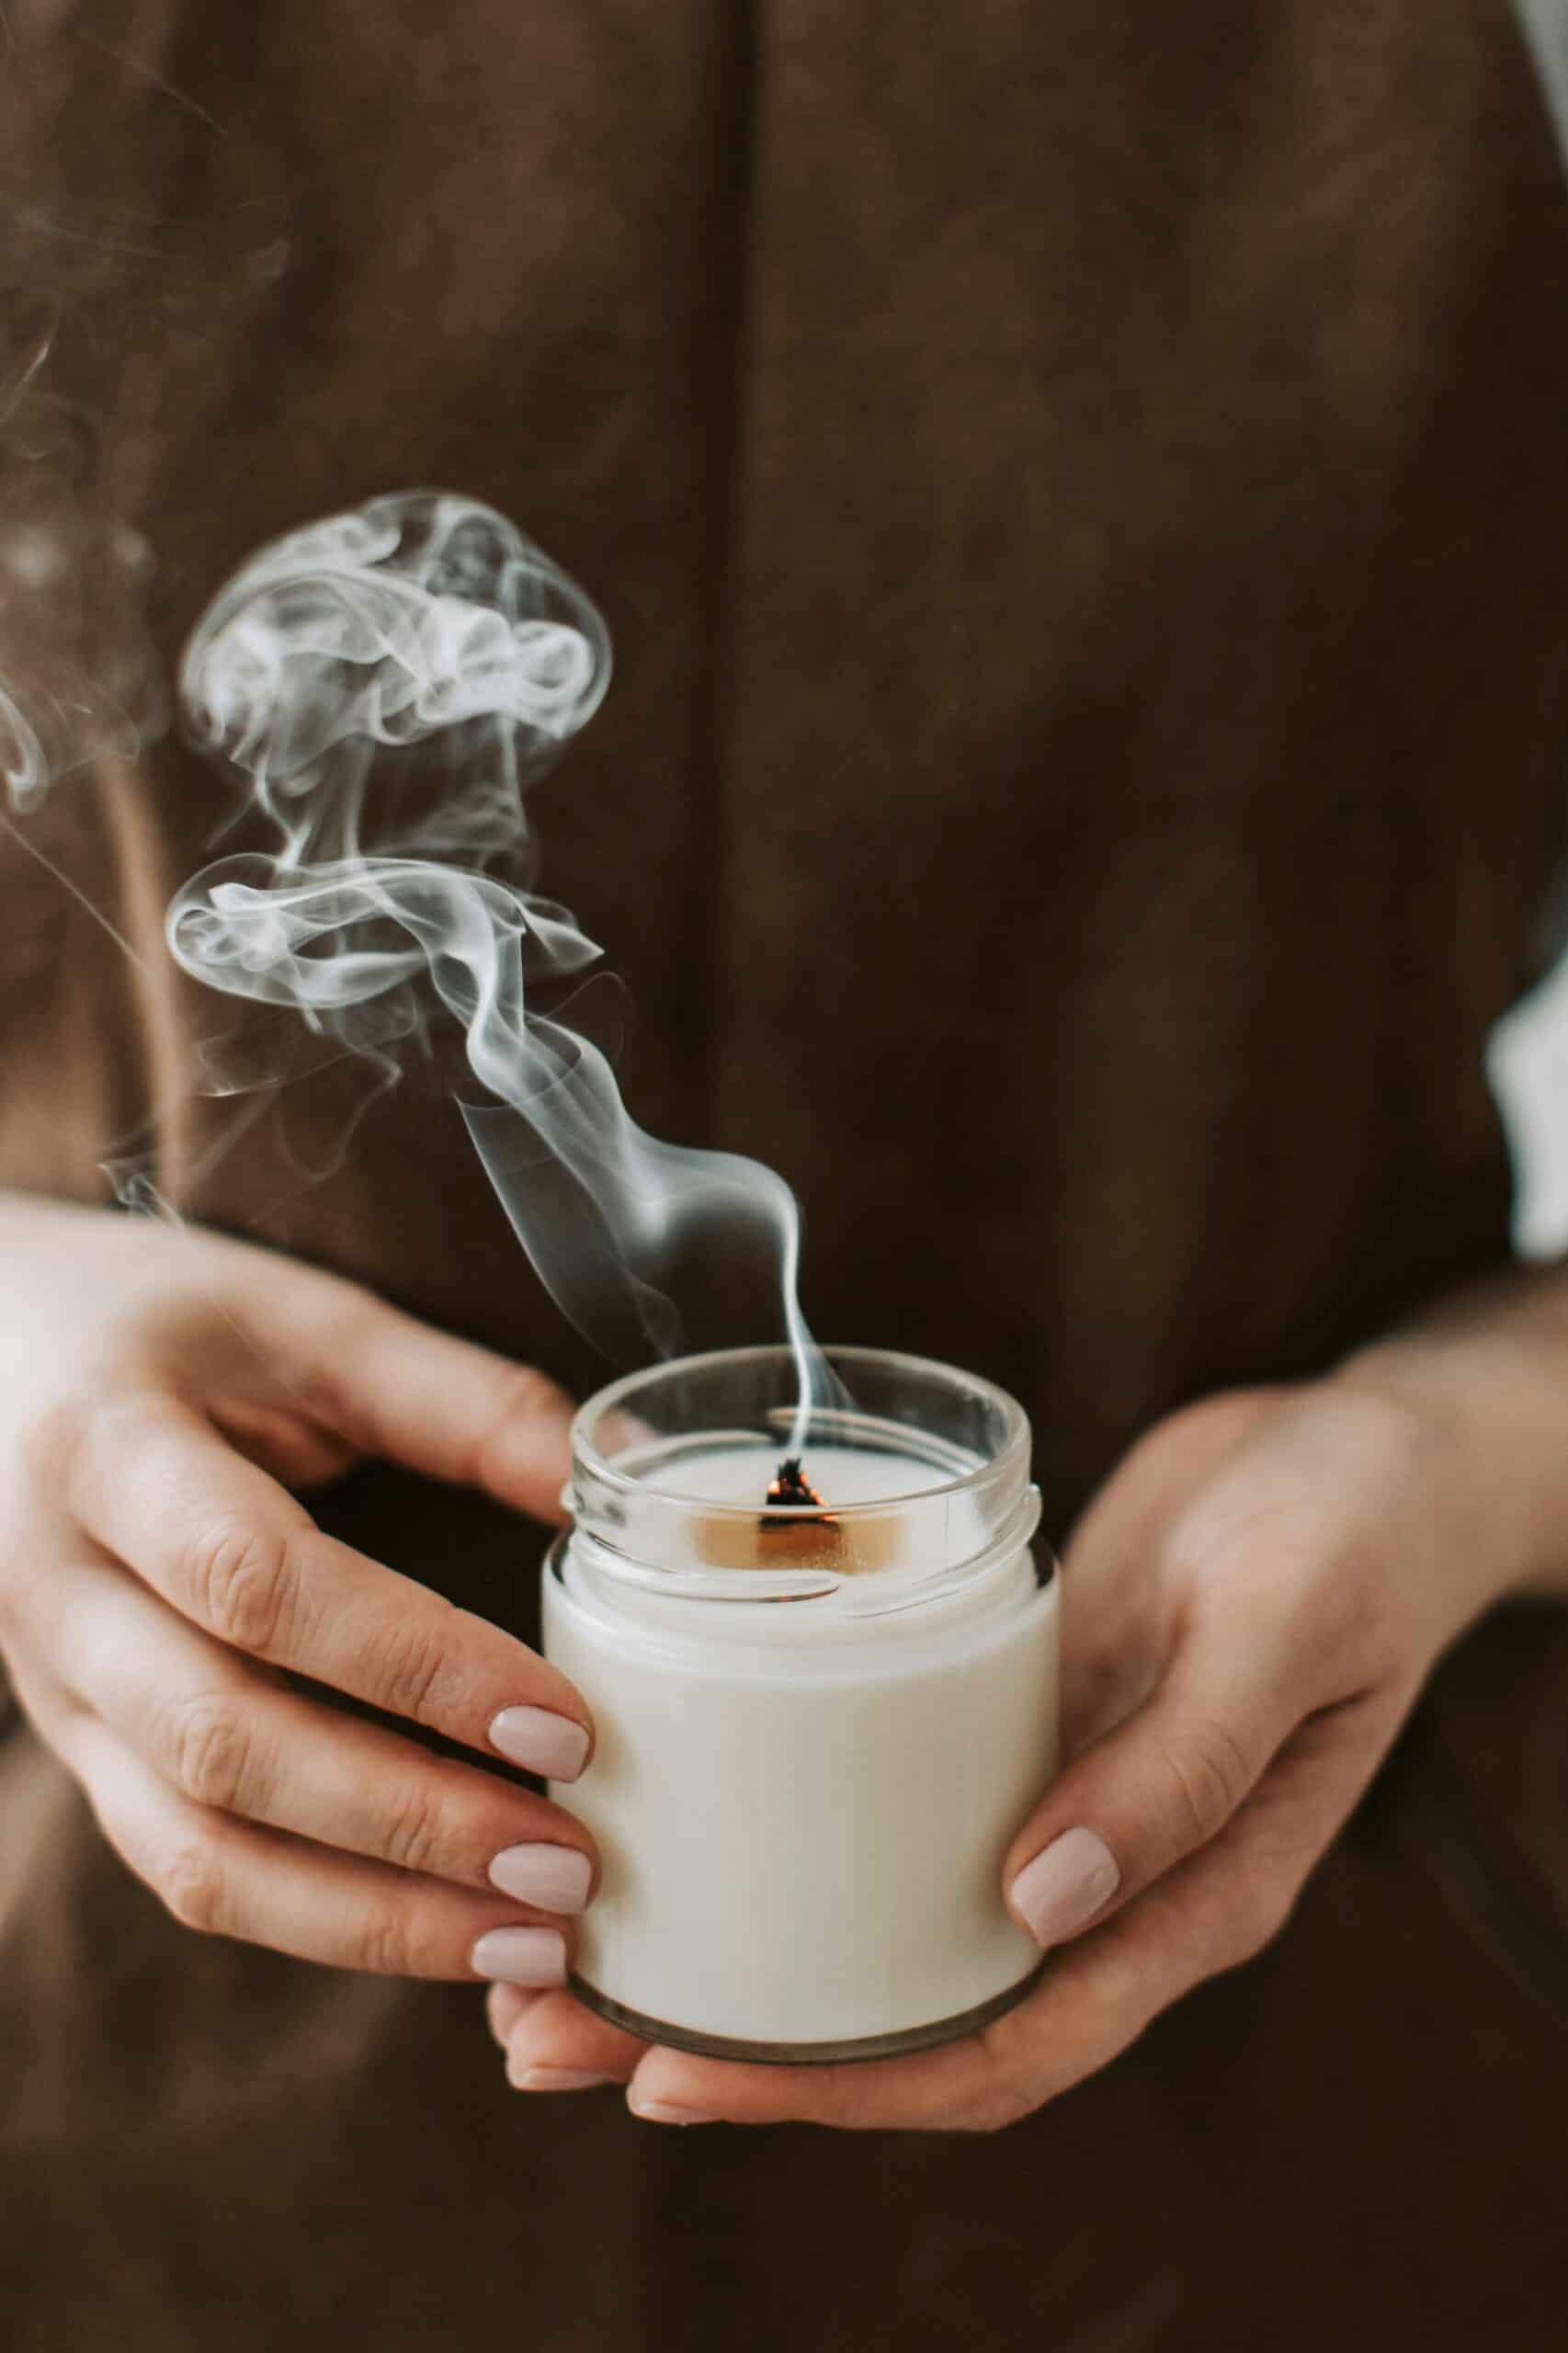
[509,2065,614,2093]
[627,2095,719,2126]
[471,1926,567,1986]
[490,1707,591,1780]
[488,1842,593,1914]
[1009,1826,1121,1948]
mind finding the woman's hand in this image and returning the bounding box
[492,1365,1528,2125]
[0,1192,597,1987]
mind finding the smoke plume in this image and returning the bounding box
[166,491,835,1410]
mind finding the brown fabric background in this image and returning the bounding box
[4,3,1568,2345]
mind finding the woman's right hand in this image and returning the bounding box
[0,1191,597,1988]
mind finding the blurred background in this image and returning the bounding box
[1489,10,1568,1252]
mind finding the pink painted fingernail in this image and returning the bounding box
[1009,1826,1120,1948]
[627,2094,718,2126]
[510,2065,613,2093]
[471,1926,568,1986]
[489,1843,593,1914]
[490,1707,591,1780]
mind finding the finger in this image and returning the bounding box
[65,1384,594,1771]
[210,1398,362,1490]
[501,1988,648,2090]
[240,1276,577,1525]
[1001,1610,1305,1953]
[49,1704,578,1982]
[621,1710,1382,2131]
[615,1920,1151,2131]
[622,2029,1013,2131]
[487,1982,543,2046]
[51,1554,597,1900]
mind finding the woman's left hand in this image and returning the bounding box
[488,1366,1524,2130]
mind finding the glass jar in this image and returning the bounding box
[541,1344,1059,2063]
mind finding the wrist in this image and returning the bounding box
[1335,1263,1568,1607]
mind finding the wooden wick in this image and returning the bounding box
[760,1457,834,1524]
[691,1455,901,1574]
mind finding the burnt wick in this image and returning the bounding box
[761,1456,833,1525]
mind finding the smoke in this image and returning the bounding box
[0,34,832,1407]
[0,677,46,806]
[0,298,167,813]
[166,490,836,1417]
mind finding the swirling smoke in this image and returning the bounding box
[165,491,831,1399]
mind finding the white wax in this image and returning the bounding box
[543,1439,1058,2051]
[659,1444,951,1505]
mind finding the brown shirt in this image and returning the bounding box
[5,4,1568,2346]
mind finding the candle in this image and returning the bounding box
[541,1346,1060,2062]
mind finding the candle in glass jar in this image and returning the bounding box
[542,1348,1059,2062]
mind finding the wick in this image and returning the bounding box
[761,1455,833,1523]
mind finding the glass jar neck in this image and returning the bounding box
[565,1346,1039,1614]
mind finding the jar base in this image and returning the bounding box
[566,1958,1047,2065]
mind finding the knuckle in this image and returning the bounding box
[158,1836,229,1935]
[364,1613,449,1726]
[183,1518,298,1656]
[1312,1566,1413,1692]
[16,1394,88,1493]
[18,1384,135,1540]
[1158,1719,1252,1847]
[356,1902,417,1978]
[1159,1500,1278,1596]
[246,1285,379,1441]
[378,1778,453,1879]
[164,1691,263,1816]
[34,1378,159,1506]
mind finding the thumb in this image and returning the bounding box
[1003,1620,1301,1950]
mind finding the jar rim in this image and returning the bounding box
[570,1342,1032,1519]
